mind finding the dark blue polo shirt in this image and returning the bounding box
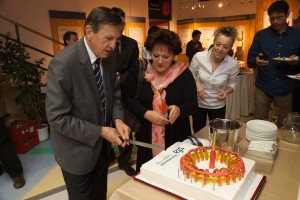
[247,26,300,96]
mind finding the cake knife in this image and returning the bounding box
[119,137,164,151]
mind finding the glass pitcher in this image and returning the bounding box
[281,112,300,144]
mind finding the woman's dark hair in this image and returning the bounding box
[84,7,124,33]
[145,29,182,55]
[267,1,289,16]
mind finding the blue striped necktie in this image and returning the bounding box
[93,58,105,110]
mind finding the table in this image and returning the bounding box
[110,123,300,200]
[226,73,255,120]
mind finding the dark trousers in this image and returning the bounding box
[293,83,300,112]
[192,106,226,134]
[117,132,133,167]
[0,118,23,178]
[61,141,109,200]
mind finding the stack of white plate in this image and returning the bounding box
[245,120,278,141]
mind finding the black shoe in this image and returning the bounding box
[13,175,25,189]
[119,164,136,176]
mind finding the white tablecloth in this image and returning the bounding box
[226,73,255,120]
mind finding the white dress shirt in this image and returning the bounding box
[189,49,239,109]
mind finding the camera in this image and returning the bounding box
[258,53,267,61]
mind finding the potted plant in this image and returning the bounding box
[0,33,48,140]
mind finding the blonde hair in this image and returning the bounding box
[213,26,238,47]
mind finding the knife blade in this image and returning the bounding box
[120,138,164,151]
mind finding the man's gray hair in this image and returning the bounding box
[84,7,124,33]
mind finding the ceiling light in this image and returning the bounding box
[218,2,223,7]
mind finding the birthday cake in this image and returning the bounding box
[135,142,264,200]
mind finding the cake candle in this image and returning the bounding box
[209,130,217,169]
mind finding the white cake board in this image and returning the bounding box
[134,173,266,200]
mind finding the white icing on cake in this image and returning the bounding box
[136,142,256,200]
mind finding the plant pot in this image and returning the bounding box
[38,124,49,141]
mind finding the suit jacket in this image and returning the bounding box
[46,38,123,175]
[115,35,139,87]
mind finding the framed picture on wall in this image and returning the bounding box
[129,27,145,58]
[49,10,86,54]
[58,26,84,50]
[178,28,191,54]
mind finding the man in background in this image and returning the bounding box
[46,7,130,199]
[0,88,25,189]
[142,26,160,60]
[186,30,205,63]
[247,1,300,126]
[292,16,300,112]
[111,7,139,177]
[63,31,79,46]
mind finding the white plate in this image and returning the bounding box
[245,128,277,141]
[273,57,299,62]
[246,120,277,134]
[287,75,300,80]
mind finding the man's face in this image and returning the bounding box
[194,34,200,41]
[66,34,78,46]
[85,24,122,59]
[269,11,288,33]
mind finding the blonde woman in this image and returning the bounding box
[190,26,239,133]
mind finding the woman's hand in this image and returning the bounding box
[196,82,206,101]
[217,87,233,101]
[168,105,180,124]
[144,110,169,126]
[216,91,227,101]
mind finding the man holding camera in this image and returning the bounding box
[247,1,300,126]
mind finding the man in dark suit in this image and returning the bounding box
[0,88,25,189]
[46,7,130,200]
[111,7,139,177]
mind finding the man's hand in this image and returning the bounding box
[114,119,130,147]
[100,119,130,148]
[256,56,269,67]
[101,127,125,146]
[286,55,299,65]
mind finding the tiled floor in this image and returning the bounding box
[0,138,135,200]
